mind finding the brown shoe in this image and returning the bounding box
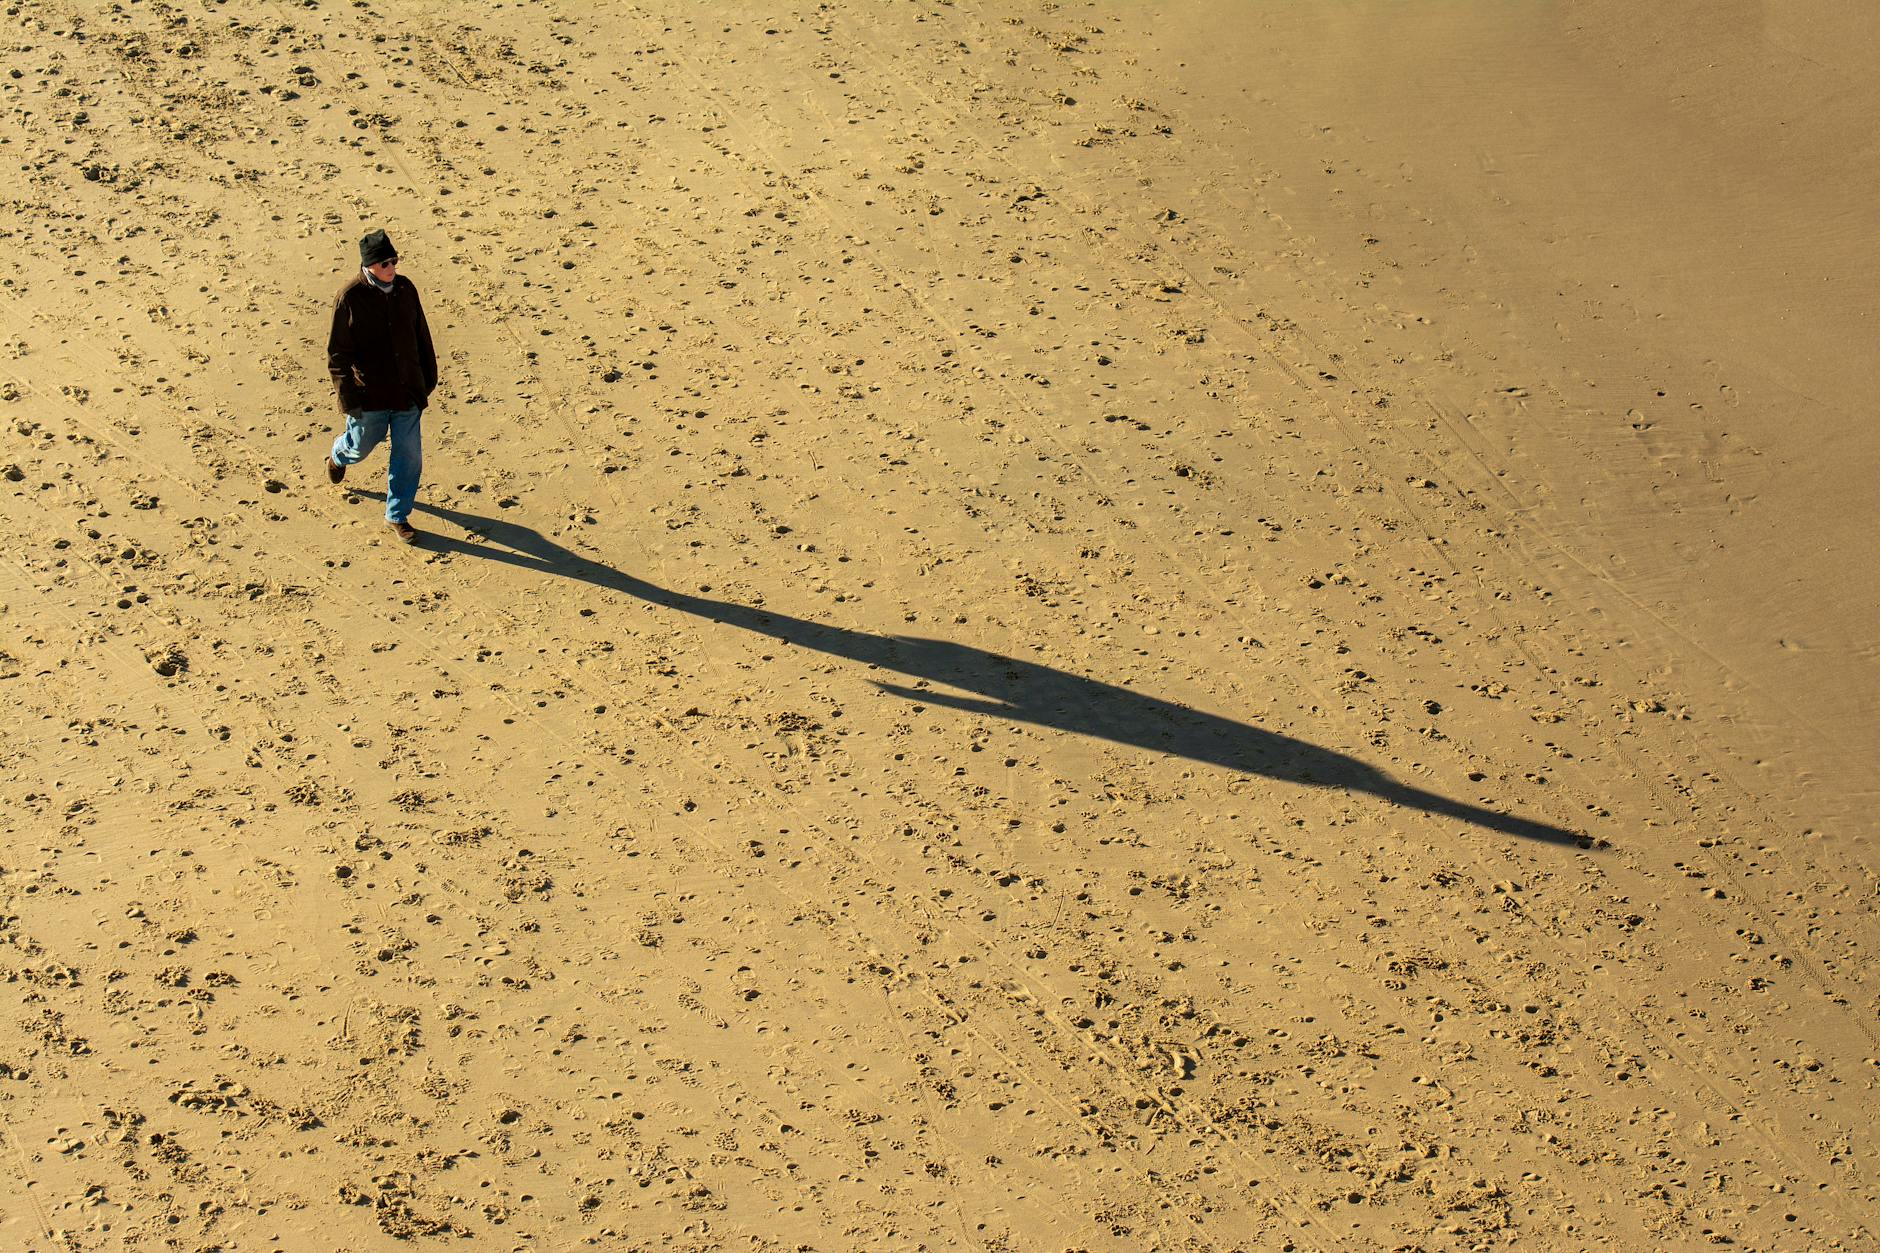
[325,456,345,484]
[389,520,419,544]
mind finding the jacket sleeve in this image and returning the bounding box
[327,289,366,414]
[413,288,438,404]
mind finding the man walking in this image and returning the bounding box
[325,228,437,543]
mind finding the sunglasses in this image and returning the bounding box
[370,257,399,268]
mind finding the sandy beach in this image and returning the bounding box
[2,2,1875,1248]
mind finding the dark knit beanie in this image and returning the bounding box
[359,229,397,266]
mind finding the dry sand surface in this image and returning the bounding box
[2,1,1876,1248]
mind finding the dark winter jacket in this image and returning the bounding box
[327,272,437,414]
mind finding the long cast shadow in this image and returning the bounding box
[393,497,1590,847]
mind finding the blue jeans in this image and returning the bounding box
[332,408,422,523]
